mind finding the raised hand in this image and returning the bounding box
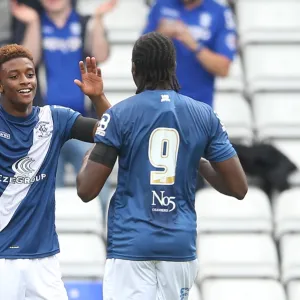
[94,0,118,17]
[74,57,104,100]
[10,0,39,24]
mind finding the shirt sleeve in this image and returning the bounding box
[213,6,237,61]
[51,105,80,143]
[204,108,236,162]
[94,107,122,150]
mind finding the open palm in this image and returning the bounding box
[74,57,103,98]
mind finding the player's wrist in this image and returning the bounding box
[193,43,205,55]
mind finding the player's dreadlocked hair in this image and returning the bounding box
[132,32,180,94]
[0,44,33,70]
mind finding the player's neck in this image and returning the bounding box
[46,5,72,28]
[145,83,173,91]
[184,0,202,10]
[0,98,33,118]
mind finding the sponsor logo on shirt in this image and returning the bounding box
[152,190,176,212]
[0,156,47,184]
[0,131,10,140]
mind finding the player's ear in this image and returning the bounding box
[131,62,136,77]
[0,81,3,94]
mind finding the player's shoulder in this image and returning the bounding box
[107,94,138,118]
[178,93,213,114]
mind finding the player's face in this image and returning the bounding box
[0,58,37,107]
[41,0,70,13]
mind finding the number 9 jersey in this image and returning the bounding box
[95,90,236,262]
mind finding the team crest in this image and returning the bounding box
[70,22,81,35]
[199,12,212,28]
[35,121,52,139]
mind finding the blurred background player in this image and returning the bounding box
[10,0,117,207]
[76,32,247,300]
[0,44,110,300]
[143,0,237,108]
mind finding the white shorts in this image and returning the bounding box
[0,255,68,300]
[103,258,198,300]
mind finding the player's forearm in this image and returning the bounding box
[199,158,234,197]
[195,49,230,77]
[22,19,42,65]
[88,17,109,63]
[90,93,111,119]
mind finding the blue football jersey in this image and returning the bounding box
[95,90,236,261]
[143,0,237,106]
[0,105,80,258]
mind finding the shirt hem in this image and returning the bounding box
[0,249,60,259]
[107,253,197,262]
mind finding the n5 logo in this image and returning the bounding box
[152,190,176,212]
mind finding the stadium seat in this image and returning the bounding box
[252,93,300,140]
[99,44,136,92]
[237,0,300,45]
[196,234,279,282]
[195,187,272,233]
[215,56,244,92]
[244,45,300,95]
[202,279,287,300]
[65,281,103,300]
[287,280,300,300]
[105,92,133,106]
[280,234,300,284]
[213,93,253,143]
[58,233,106,279]
[274,188,300,239]
[55,188,104,236]
[189,284,202,300]
[77,0,148,43]
[0,0,10,46]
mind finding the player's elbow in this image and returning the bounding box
[77,182,97,203]
[232,184,248,200]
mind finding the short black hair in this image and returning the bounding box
[132,32,180,94]
[0,44,33,70]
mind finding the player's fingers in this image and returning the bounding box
[97,67,102,78]
[74,79,83,88]
[86,57,93,73]
[79,61,85,74]
[91,57,97,74]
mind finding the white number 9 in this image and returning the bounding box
[148,128,180,185]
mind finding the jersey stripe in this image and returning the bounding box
[0,106,54,231]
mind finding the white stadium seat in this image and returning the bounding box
[195,187,272,233]
[213,93,253,143]
[55,188,103,236]
[244,45,300,94]
[252,93,300,140]
[202,279,287,300]
[197,234,279,282]
[237,0,300,44]
[100,45,136,92]
[274,188,300,239]
[280,234,300,284]
[215,56,244,92]
[77,0,148,43]
[58,233,106,279]
[287,280,300,300]
[105,92,133,107]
